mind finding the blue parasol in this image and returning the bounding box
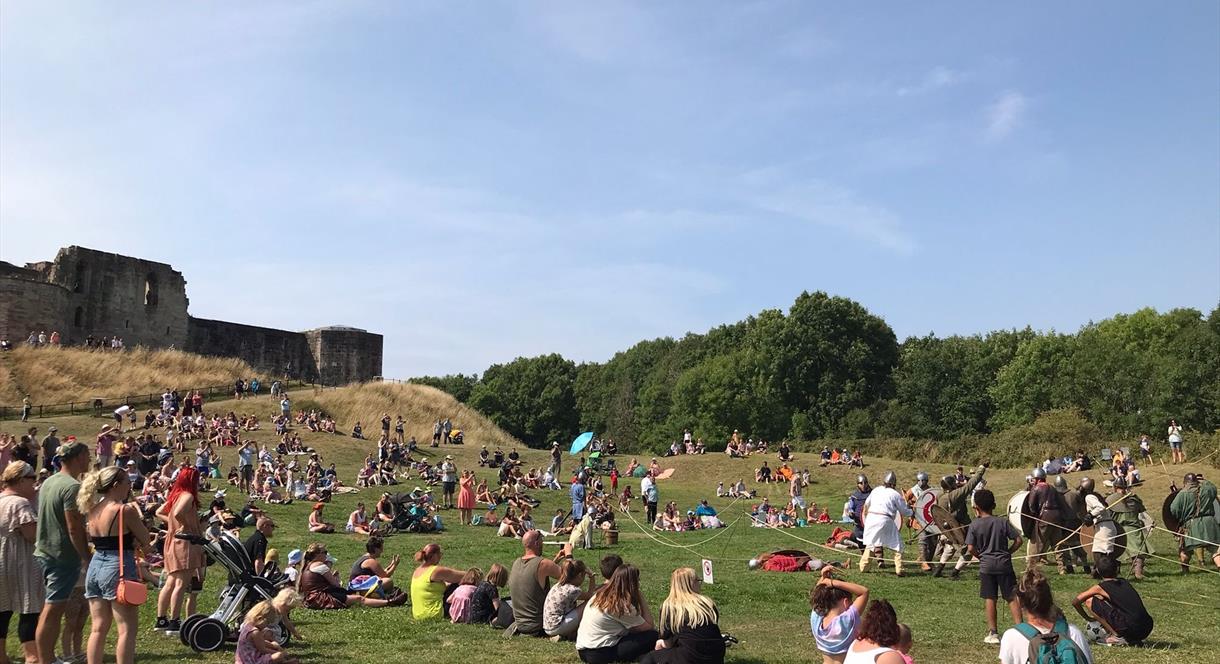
[569,431,594,455]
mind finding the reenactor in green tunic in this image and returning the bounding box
[1107,477,1153,579]
[1168,474,1220,572]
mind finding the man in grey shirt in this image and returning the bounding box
[40,427,61,472]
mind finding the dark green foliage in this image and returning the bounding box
[413,300,1220,452]
[409,373,479,403]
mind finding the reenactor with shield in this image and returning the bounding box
[1024,468,1075,574]
[931,462,988,579]
[1080,476,1126,576]
[1056,475,1092,576]
[1167,473,1220,572]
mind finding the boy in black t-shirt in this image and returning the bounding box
[965,488,1024,645]
[1071,556,1154,646]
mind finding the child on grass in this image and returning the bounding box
[896,623,914,664]
[446,568,483,624]
[271,588,304,641]
[809,564,869,664]
[964,488,1023,645]
[236,600,298,664]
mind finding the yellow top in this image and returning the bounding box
[410,566,445,620]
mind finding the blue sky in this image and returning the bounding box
[2,2,1218,378]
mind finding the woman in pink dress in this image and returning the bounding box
[456,470,476,525]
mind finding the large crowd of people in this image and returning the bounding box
[1,398,1216,664]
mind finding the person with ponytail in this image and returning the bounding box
[410,543,465,620]
[79,465,150,664]
[575,564,659,664]
[639,567,724,664]
[154,467,202,635]
[0,461,42,664]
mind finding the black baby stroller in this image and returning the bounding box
[175,531,291,652]
[388,494,441,533]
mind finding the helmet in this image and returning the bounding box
[940,476,957,491]
[747,558,759,570]
[1078,477,1095,494]
[1053,476,1069,493]
[856,474,869,488]
[916,471,929,488]
[883,470,898,487]
[1184,473,1199,486]
[1112,476,1128,490]
[1031,467,1047,480]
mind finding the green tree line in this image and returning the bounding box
[410,292,1220,451]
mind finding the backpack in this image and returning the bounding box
[1015,617,1088,664]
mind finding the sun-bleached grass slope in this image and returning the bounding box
[3,345,256,405]
[302,381,522,451]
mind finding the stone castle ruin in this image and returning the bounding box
[0,246,382,385]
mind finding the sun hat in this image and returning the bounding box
[288,549,303,566]
[445,454,454,460]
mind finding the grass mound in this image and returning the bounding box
[0,346,255,405]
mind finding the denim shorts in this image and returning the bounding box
[36,556,82,603]
[84,550,139,601]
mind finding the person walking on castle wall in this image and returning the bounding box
[49,331,61,346]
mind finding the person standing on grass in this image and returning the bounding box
[40,427,60,473]
[440,455,458,509]
[79,466,150,664]
[95,425,116,469]
[964,489,1023,645]
[238,440,257,495]
[1,461,43,664]
[1167,419,1184,464]
[641,471,659,526]
[443,418,453,445]
[457,470,476,525]
[34,441,92,664]
[154,468,203,635]
[21,395,31,422]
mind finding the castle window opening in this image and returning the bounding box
[73,263,86,293]
[144,273,159,306]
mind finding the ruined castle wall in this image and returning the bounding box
[43,247,190,347]
[186,317,319,381]
[305,328,384,385]
[0,276,70,342]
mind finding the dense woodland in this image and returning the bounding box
[411,292,1220,453]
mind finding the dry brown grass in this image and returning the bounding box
[301,381,522,449]
[2,345,255,405]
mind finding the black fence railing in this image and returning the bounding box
[0,379,314,421]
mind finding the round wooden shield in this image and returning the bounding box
[1162,491,1182,533]
[1008,490,1028,534]
[930,503,965,547]
[1020,492,1038,540]
[915,490,941,535]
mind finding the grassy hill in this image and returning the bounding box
[0,345,256,405]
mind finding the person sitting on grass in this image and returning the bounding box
[1071,556,1154,647]
[345,503,372,535]
[843,599,905,664]
[809,565,869,664]
[964,488,1024,645]
[297,543,405,610]
[469,563,510,626]
[307,503,334,534]
[348,536,400,595]
[756,462,773,484]
[999,568,1092,664]
[543,559,596,641]
[895,624,914,664]
[270,588,303,642]
[574,564,659,664]
[409,543,467,621]
[639,566,725,664]
[350,422,364,440]
[447,568,484,624]
[236,600,298,664]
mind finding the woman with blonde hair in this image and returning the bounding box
[78,465,150,664]
[575,564,658,664]
[639,567,724,664]
[0,461,42,663]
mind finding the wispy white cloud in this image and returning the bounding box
[896,66,963,96]
[985,90,1027,142]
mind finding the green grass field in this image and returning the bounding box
[5,392,1219,664]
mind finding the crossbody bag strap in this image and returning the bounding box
[118,503,126,577]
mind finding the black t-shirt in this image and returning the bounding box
[469,581,499,624]
[1100,578,1152,626]
[244,531,268,570]
[658,610,725,664]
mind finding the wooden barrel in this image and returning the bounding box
[604,529,619,545]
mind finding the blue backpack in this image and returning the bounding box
[1015,618,1088,664]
